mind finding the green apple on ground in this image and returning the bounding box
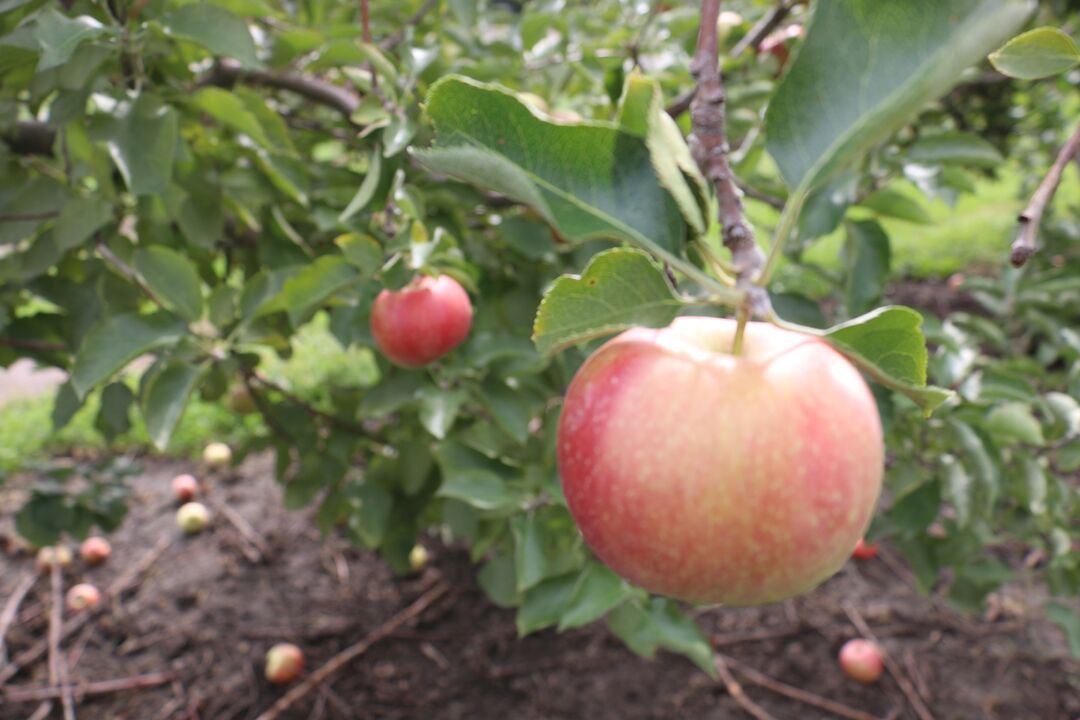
[408,544,430,573]
[66,583,102,612]
[370,275,473,368]
[177,502,211,534]
[79,537,111,566]
[36,545,73,573]
[839,638,885,683]
[557,317,884,606]
[203,442,233,468]
[265,643,305,684]
[172,473,199,502]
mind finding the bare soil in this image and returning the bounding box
[1,455,1078,720]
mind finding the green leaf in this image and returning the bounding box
[416,386,468,439]
[557,562,632,631]
[71,312,187,398]
[905,132,1005,168]
[347,480,393,548]
[106,94,179,196]
[477,377,532,444]
[477,552,519,608]
[1021,456,1048,516]
[765,0,1031,191]
[335,233,383,277]
[990,26,1080,80]
[986,402,1045,445]
[533,248,683,355]
[416,76,687,260]
[54,196,112,252]
[511,508,584,593]
[617,73,708,233]
[517,573,577,636]
[95,381,134,441]
[1046,602,1080,658]
[133,246,204,322]
[162,3,259,68]
[279,256,357,327]
[34,10,107,71]
[187,87,274,149]
[338,150,382,222]
[843,220,891,317]
[825,306,953,414]
[434,443,521,511]
[51,381,83,431]
[857,189,932,224]
[606,598,716,677]
[942,455,973,526]
[141,361,205,450]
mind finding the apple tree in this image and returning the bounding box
[1,0,1078,667]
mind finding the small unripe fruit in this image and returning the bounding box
[172,474,199,502]
[370,275,473,368]
[408,544,430,573]
[177,502,210,534]
[228,385,256,414]
[66,583,102,613]
[852,539,879,560]
[265,643,305,684]
[36,546,73,573]
[203,442,233,468]
[839,639,885,683]
[79,537,111,566]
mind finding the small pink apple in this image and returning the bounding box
[265,643,305,684]
[79,537,111,566]
[172,474,199,502]
[36,545,73,573]
[839,639,884,683]
[66,583,102,613]
[852,539,879,560]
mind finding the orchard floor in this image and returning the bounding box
[1,455,1077,720]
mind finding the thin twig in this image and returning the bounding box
[3,672,174,703]
[0,211,60,222]
[1,537,171,686]
[205,60,360,118]
[689,0,769,319]
[254,582,449,720]
[736,179,785,209]
[380,0,438,50]
[207,495,269,563]
[718,653,881,720]
[1011,116,1080,267]
[731,0,799,59]
[0,337,66,352]
[0,573,37,666]
[48,564,76,720]
[711,624,802,648]
[714,655,778,720]
[843,604,935,720]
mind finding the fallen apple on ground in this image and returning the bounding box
[370,274,473,368]
[172,473,199,502]
[36,545,73,573]
[203,442,233,468]
[409,544,430,573]
[557,317,884,606]
[177,502,211,534]
[265,643,305,684]
[839,638,885,683]
[79,537,111,566]
[852,539,879,560]
[66,583,102,613]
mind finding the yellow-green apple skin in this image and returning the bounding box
[557,317,884,606]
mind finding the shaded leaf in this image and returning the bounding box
[990,26,1080,79]
[71,312,187,398]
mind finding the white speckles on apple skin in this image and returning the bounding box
[557,318,884,606]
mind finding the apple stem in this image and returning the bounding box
[732,307,749,355]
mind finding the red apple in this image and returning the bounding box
[172,474,199,502]
[852,539,879,560]
[66,583,102,613]
[79,537,111,566]
[370,275,473,368]
[839,639,885,683]
[557,317,884,606]
[265,643,305,684]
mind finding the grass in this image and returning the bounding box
[0,314,380,474]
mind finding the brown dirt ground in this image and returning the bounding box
[1,455,1078,720]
